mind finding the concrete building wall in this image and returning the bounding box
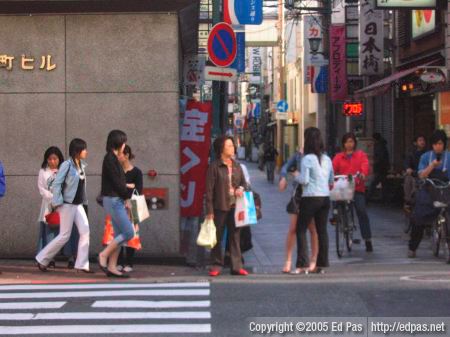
[0,14,180,257]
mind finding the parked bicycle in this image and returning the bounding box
[330,174,360,258]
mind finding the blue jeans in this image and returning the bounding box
[353,192,372,240]
[103,197,134,246]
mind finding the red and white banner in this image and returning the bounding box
[180,100,212,217]
[330,24,347,102]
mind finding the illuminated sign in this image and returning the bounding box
[376,0,435,8]
[343,102,363,116]
[412,10,435,39]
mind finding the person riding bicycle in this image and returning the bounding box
[403,135,427,209]
[408,129,450,262]
[332,133,373,252]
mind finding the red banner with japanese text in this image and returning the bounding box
[330,24,347,102]
[180,100,213,217]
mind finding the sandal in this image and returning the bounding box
[282,260,292,274]
[291,268,308,275]
[308,268,325,274]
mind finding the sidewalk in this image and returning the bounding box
[242,161,447,273]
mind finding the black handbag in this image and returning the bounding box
[286,184,302,214]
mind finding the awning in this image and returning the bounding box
[354,61,437,98]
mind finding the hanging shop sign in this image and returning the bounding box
[412,10,435,39]
[376,0,435,8]
[330,24,347,102]
[248,47,262,83]
[303,15,326,84]
[359,0,384,76]
[311,65,328,94]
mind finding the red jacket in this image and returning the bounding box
[332,150,370,193]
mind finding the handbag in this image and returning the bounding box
[286,184,302,214]
[131,190,150,223]
[196,218,217,249]
[45,211,60,230]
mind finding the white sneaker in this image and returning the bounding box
[117,265,123,272]
[123,265,133,273]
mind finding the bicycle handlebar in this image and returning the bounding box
[423,178,450,189]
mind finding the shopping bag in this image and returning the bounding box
[102,214,142,250]
[131,190,150,223]
[45,211,60,230]
[244,191,258,225]
[196,218,217,249]
[102,215,114,246]
[235,191,258,227]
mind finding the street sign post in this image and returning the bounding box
[207,23,237,67]
[204,66,237,82]
[277,100,289,113]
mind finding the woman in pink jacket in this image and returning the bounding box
[332,133,373,252]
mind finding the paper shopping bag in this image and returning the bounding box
[131,190,150,223]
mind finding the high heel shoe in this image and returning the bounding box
[37,262,48,272]
[282,260,292,274]
[97,255,109,276]
[107,270,130,278]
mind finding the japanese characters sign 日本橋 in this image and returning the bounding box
[359,0,384,76]
[330,24,347,102]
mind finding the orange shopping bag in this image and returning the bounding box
[102,214,142,250]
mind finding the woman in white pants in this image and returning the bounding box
[36,138,92,273]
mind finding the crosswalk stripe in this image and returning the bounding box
[0,289,210,299]
[0,283,209,291]
[0,324,212,334]
[0,311,211,320]
[0,302,66,310]
[93,300,211,308]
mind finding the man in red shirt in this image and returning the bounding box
[332,133,373,252]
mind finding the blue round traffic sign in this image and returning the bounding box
[208,23,237,67]
[277,100,288,113]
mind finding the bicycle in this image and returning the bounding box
[424,178,450,258]
[330,174,359,258]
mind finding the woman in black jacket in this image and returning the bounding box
[98,130,135,278]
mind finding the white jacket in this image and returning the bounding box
[37,168,58,223]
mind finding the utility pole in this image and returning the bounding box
[276,0,285,167]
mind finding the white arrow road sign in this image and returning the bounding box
[204,66,237,82]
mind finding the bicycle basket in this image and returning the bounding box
[428,184,450,205]
[330,176,355,201]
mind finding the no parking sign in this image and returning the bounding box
[207,23,237,68]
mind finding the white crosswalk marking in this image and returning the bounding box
[0,282,212,335]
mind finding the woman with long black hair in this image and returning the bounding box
[294,127,333,274]
[98,130,135,278]
[36,139,91,273]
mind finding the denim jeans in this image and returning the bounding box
[103,197,134,246]
[353,192,372,240]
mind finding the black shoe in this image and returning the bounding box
[67,260,75,269]
[107,270,130,278]
[365,240,373,252]
[37,262,48,272]
[48,261,56,269]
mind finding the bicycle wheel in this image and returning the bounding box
[336,204,347,258]
[431,220,442,257]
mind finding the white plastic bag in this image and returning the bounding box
[196,218,217,249]
[330,176,355,201]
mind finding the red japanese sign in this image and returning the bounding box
[180,100,213,217]
[343,102,364,117]
[330,25,347,102]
